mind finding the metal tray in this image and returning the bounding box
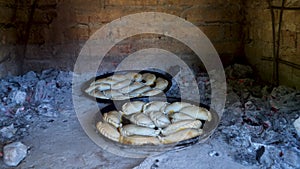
[82,69,173,103]
[93,97,220,157]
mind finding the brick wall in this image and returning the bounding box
[0,0,18,77]
[244,0,300,89]
[7,0,244,73]
[1,0,299,89]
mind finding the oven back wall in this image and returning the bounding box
[5,0,244,73]
[0,0,19,77]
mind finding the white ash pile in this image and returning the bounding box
[217,64,300,169]
[0,69,73,166]
[138,64,299,169]
[140,64,299,168]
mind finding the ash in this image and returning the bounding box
[218,64,300,169]
[0,65,299,168]
[0,69,73,145]
[157,64,300,169]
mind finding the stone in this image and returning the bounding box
[0,124,17,139]
[270,86,300,112]
[34,79,57,103]
[225,64,253,79]
[37,103,58,117]
[270,86,295,98]
[208,150,221,157]
[3,142,28,167]
[39,69,59,81]
[21,71,39,88]
[245,101,256,111]
[283,149,300,168]
[293,117,300,137]
[13,91,27,104]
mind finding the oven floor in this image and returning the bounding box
[0,108,253,169]
[0,109,145,169]
[1,65,299,168]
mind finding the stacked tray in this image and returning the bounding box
[83,70,219,155]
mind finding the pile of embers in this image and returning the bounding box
[0,64,299,168]
[0,69,73,147]
[218,64,300,168]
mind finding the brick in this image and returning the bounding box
[279,47,297,60]
[23,58,74,73]
[223,24,242,41]
[37,0,57,9]
[158,0,242,6]
[282,22,297,32]
[0,28,17,44]
[15,10,30,23]
[108,35,181,56]
[82,5,185,26]
[271,0,282,6]
[0,7,13,23]
[0,0,15,7]
[198,25,223,42]
[258,61,273,83]
[25,45,53,59]
[270,0,300,7]
[76,13,101,24]
[87,23,104,36]
[71,0,102,12]
[107,0,157,6]
[0,49,19,77]
[278,63,293,87]
[244,44,258,64]
[280,48,299,64]
[297,31,300,52]
[182,7,218,23]
[106,33,196,57]
[25,43,79,60]
[281,30,297,48]
[27,26,46,44]
[182,5,242,24]
[296,13,300,27]
[95,7,131,23]
[291,68,300,90]
[261,42,273,57]
[292,67,300,90]
[252,22,273,42]
[260,23,274,41]
[153,5,185,17]
[33,9,57,24]
[257,9,272,23]
[158,0,207,6]
[213,41,242,56]
[283,11,298,29]
[0,45,13,60]
[66,24,90,41]
[108,43,133,56]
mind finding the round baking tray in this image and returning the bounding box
[82,69,173,103]
[92,97,219,157]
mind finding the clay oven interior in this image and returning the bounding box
[0,0,299,168]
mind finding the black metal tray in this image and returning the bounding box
[94,97,220,156]
[82,69,173,103]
